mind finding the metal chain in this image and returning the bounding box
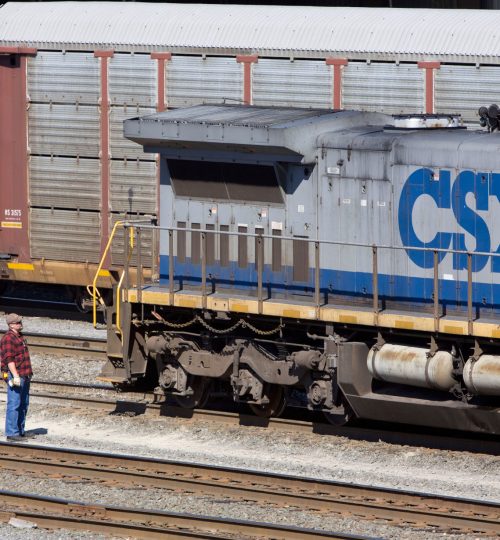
[157,313,283,336]
[195,315,244,335]
[242,320,284,335]
[160,316,198,329]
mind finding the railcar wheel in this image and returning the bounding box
[249,385,286,418]
[174,377,210,409]
[323,400,355,426]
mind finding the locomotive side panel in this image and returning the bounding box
[392,131,500,315]
[107,105,500,433]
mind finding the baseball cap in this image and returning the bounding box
[5,313,22,325]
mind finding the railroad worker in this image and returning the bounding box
[0,313,34,441]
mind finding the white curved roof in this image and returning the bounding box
[1,2,500,63]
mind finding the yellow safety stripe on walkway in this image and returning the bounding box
[124,288,500,340]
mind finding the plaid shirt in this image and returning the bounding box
[0,330,32,377]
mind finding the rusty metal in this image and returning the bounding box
[367,344,456,391]
[0,490,353,540]
[0,444,498,536]
[0,332,107,358]
[4,385,500,454]
[463,354,500,395]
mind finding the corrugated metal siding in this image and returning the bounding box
[29,156,100,210]
[27,51,99,104]
[28,103,100,157]
[110,214,154,267]
[109,53,156,107]
[110,159,157,215]
[253,58,330,108]
[343,62,424,115]
[167,56,242,108]
[30,208,101,262]
[3,4,500,64]
[435,65,500,125]
[110,105,156,159]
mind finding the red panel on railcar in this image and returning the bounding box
[0,53,30,262]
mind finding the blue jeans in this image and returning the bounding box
[5,376,30,437]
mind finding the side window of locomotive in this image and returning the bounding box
[167,160,284,204]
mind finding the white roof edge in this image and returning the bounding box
[1,2,500,64]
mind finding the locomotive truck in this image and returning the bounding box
[94,104,500,434]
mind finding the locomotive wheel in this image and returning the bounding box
[174,377,210,409]
[323,400,355,426]
[249,385,286,418]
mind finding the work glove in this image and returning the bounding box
[12,377,21,387]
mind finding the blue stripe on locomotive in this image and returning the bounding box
[159,256,498,314]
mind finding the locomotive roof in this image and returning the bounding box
[124,104,389,164]
[2,2,500,64]
[318,124,500,170]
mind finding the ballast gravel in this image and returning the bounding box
[0,314,498,539]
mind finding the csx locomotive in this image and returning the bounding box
[96,104,500,434]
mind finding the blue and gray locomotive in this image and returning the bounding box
[98,104,500,433]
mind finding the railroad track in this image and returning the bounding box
[0,442,498,537]
[7,379,500,456]
[0,490,357,540]
[0,332,107,359]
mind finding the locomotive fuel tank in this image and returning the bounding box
[367,344,456,392]
[463,355,500,396]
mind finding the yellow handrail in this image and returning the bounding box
[115,226,136,338]
[115,269,126,339]
[91,220,124,328]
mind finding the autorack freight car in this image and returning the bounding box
[4,2,500,310]
[96,104,500,434]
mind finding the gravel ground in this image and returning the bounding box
[0,314,498,539]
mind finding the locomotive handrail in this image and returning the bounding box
[124,223,500,258]
[91,219,154,330]
[120,222,499,337]
[91,220,124,329]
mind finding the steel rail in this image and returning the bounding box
[0,490,362,540]
[2,385,500,455]
[0,443,498,535]
[0,331,107,358]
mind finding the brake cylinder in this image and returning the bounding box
[367,343,456,392]
[463,355,500,396]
